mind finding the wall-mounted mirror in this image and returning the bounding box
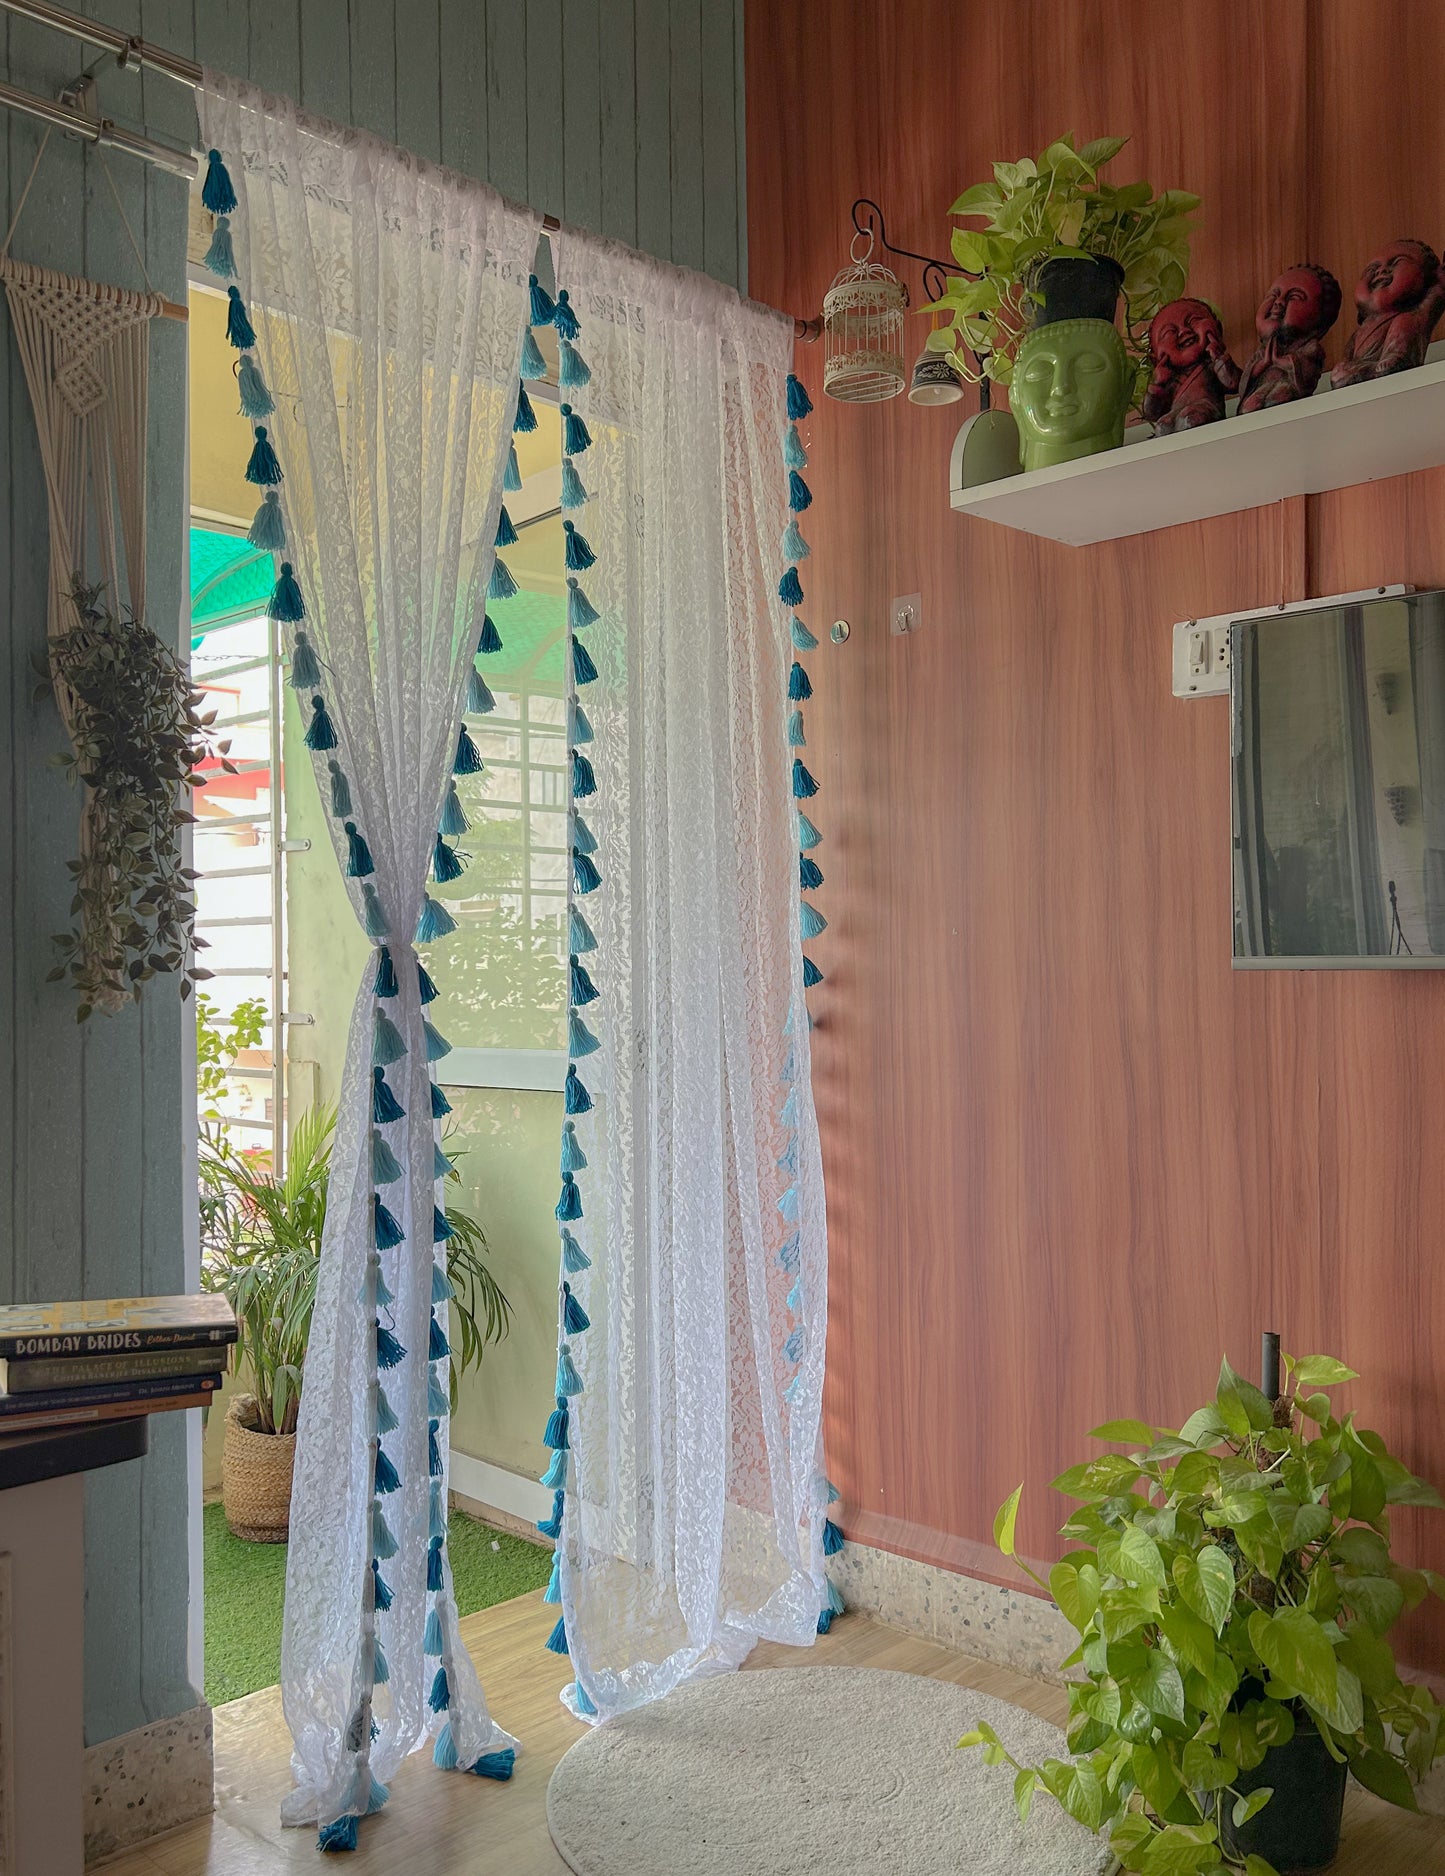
[1232,589,1445,967]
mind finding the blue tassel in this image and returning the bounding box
[562,1284,590,1333]
[363,1777,389,1817]
[478,612,504,655]
[372,1066,405,1123]
[781,1087,799,1127]
[435,1141,453,1181]
[784,1326,805,1363]
[248,489,286,550]
[488,555,518,601]
[798,812,822,848]
[425,1020,452,1063]
[373,1196,404,1250]
[433,1262,455,1303]
[424,1608,444,1656]
[373,946,398,997]
[801,901,827,939]
[792,759,818,799]
[202,148,238,215]
[504,442,522,492]
[363,883,389,939]
[433,1721,458,1767]
[541,1447,569,1488]
[574,1680,598,1718]
[778,1185,800,1223]
[784,1370,803,1405]
[427,1535,444,1591]
[347,822,376,881]
[429,1314,451,1360]
[788,469,813,513]
[203,216,236,277]
[800,855,823,889]
[563,521,596,571]
[318,1815,359,1854]
[466,666,495,715]
[778,1231,801,1274]
[225,286,256,350]
[374,1443,400,1495]
[573,639,598,686]
[781,1044,796,1080]
[371,1557,394,1609]
[556,1343,584,1397]
[568,1010,600,1057]
[803,955,823,987]
[373,1263,395,1308]
[416,895,458,942]
[418,960,440,1004]
[556,1174,583,1223]
[551,288,579,339]
[375,1385,399,1436]
[544,1555,563,1602]
[787,373,813,419]
[237,353,274,418]
[561,1227,591,1271]
[428,1367,450,1416]
[440,782,469,837]
[469,1750,516,1782]
[561,403,591,454]
[432,835,465,883]
[792,615,818,650]
[569,907,597,955]
[573,849,601,895]
[433,1205,455,1243]
[567,578,600,629]
[304,694,337,750]
[570,702,595,748]
[558,336,590,387]
[373,1637,390,1685]
[569,956,599,1007]
[371,1130,402,1184]
[372,1501,398,1558]
[245,425,282,486]
[573,813,598,855]
[782,518,810,562]
[561,1119,588,1171]
[429,1669,451,1715]
[495,504,519,547]
[823,1518,845,1556]
[571,748,596,797]
[287,628,321,689]
[430,1480,446,1540]
[789,660,813,701]
[778,1137,799,1175]
[431,1082,452,1118]
[784,421,808,469]
[529,273,556,325]
[827,1576,845,1614]
[520,326,546,381]
[514,384,537,434]
[543,1399,570,1450]
[372,1007,405,1066]
[788,709,806,747]
[560,457,590,509]
[787,1274,804,1312]
[817,1606,834,1635]
[538,1495,565,1541]
[454,724,484,775]
[545,1614,570,1656]
[779,566,804,607]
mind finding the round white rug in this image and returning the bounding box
[546,1666,1112,1876]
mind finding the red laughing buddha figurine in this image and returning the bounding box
[1332,239,1445,386]
[1142,298,1242,433]
[1237,263,1342,411]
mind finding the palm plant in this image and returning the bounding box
[200,1104,510,1434]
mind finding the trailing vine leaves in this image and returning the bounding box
[41,579,232,1020]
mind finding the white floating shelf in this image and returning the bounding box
[949,345,1445,546]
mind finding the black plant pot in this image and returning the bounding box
[1217,1715,1347,1874]
[1031,254,1124,327]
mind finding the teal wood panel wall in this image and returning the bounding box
[1,0,745,1749]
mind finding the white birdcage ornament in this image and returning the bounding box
[823,230,908,403]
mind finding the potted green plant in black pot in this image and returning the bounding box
[962,1352,1445,1875]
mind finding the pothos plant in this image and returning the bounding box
[962,1353,1445,1875]
[926,132,1199,399]
[42,579,228,1019]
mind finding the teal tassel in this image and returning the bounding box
[787,1274,804,1312]
[373,1196,404,1250]
[520,326,546,381]
[545,1615,570,1656]
[817,1606,834,1635]
[372,1500,398,1557]
[789,660,812,701]
[569,907,597,954]
[779,566,804,607]
[488,555,518,601]
[248,489,286,550]
[371,1557,394,1608]
[803,955,823,987]
[558,337,590,387]
[373,1263,395,1308]
[800,855,823,889]
[562,1284,590,1334]
[798,811,822,848]
[543,1397,570,1449]
[347,822,376,880]
[567,578,600,629]
[529,273,556,324]
[318,1815,359,1854]
[563,520,596,570]
[455,724,484,774]
[504,442,522,491]
[431,1082,452,1118]
[305,695,337,750]
[784,1326,805,1362]
[788,469,813,513]
[568,1010,600,1057]
[469,1750,516,1782]
[778,1231,801,1273]
[432,836,465,883]
[569,956,599,1006]
[573,812,598,855]
[371,1130,403,1184]
[573,639,598,686]
[573,849,601,895]
[440,782,469,838]
[433,1720,458,1766]
[374,1443,400,1494]
[373,1637,390,1685]
[560,1227,590,1271]
[560,457,590,509]
[424,1609,444,1656]
[792,759,818,799]
[823,1518,845,1556]
[556,1174,583,1222]
[495,504,519,547]
[784,421,808,469]
[245,426,282,486]
[573,1680,598,1718]
[372,1066,404,1123]
[430,1670,451,1716]
[561,403,591,453]
[418,960,439,1004]
[433,1206,455,1243]
[778,1185,800,1222]
[225,287,256,349]
[478,612,503,654]
[427,1535,443,1590]
[202,148,238,215]
[433,1262,456,1305]
[572,748,596,797]
[564,1068,593,1116]
[290,628,321,687]
[434,1141,453,1181]
[538,1494,565,1539]
[827,1576,845,1614]
[363,885,389,939]
[560,1120,588,1172]
[428,1367,449,1415]
[375,1385,399,1436]
[416,895,457,942]
[541,1447,568,1487]
[792,615,818,650]
[544,1554,563,1602]
[430,1480,446,1540]
[781,1087,799,1127]
[556,1343,584,1396]
[466,666,495,715]
[373,946,398,997]
[372,1007,405,1066]
[237,353,274,418]
[553,290,580,340]
[801,901,827,939]
[784,1370,803,1405]
[429,1313,451,1360]
[787,373,813,419]
[363,1777,389,1816]
[570,699,594,744]
[778,1137,799,1175]
[424,1019,452,1062]
[514,384,537,434]
[781,518,810,562]
[788,709,806,747]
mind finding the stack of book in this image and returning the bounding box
[0,1295,236,1434]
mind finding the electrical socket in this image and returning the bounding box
[1172,619,1230,697]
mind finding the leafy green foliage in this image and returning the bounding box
[199,1106,510,1433]
[927,132,1199,400]
[43,580,230,1019]
[960,1354,1445,1873]
[196,992,268,1123]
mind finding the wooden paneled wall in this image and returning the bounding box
[746,0,1445,1671]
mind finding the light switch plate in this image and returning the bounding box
[1172,618,1231,696]
[890,593,922,636]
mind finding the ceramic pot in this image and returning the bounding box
[1009,316,1131,471]
[1032,253,1125,326]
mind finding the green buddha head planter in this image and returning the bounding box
[1010,318,1131,471]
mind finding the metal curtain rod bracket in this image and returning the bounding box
[0,0,202,84]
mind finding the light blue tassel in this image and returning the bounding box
[248,490,286,550]
[424,1609,444,1656]
[561,403,591,453]
[800,901,827,940]
[434,1141,453,1181]
[289,628,321,688]
[556,1174,583,1223]
[440,781,469,837]
[827,1576,845,1613]
[318,1815,359,1854]
[556,1343,584,1397]
[225,286,256,349]
[373,1262,395,1308]
[784,1326,805,1363]
[545,1615,570,1656]
[560,457,590,509]
[789,660,812,701]
[783,1370,803,1405]
[416,896,458,942]
[372,1008,406,1067]
[541,1447,569,1487]
[560,1120,588,1172]
[570,699,595,744]
[203,215,236,276]
[466,666,495,715]
[504,443,522,492]
[553,289,580,340]
[559,337,590,387]
[784,421,808,469]
[433,1719,458,1763]
[245,426,282,486]
[529,273,556,325]
[372,1065,404,1123]
[568,1010,600,1057]
[514,384,537,433]
[562,1283,590,1334]
[544,1555,563,1603]
[792,759,818,799]
[787,373,813,420]
[430,1668,451,1715]
[563,521,596,571]
[569,906,597,954]
[428,1367,450,1416]
[778,1184,800,1222]
[788,469,813,513]
[787,1275,804,1314]
[567,577,600,629]
[520,326,546,380]
[237,354,275,418]
[478,613,503,655]
[202,148,238,215]
[798,812,822,849]
[781,518,810,562]
[372,1501,398,1558]
[432,837,465,884]
[569,955,599,1006]
[561,1227,591,1271]
[573,813,598,855]
[373,1636,390,1685]
[495,504,519,548]
[788,709,806,747]
[374,1442,400,1495]
[304,695,337,750]
[430,1480,446,1541]
[363,885,389,939]
[792,615,818,650]
[432,1262,455,1303]
[371,1130,403,1184]
[781,1087,799,1127]
[573,849,601,895]
[488,555,518,601]
[469,1750,516,1782]
[346,822,375,880]
[363,1776,388,1816]
[375,1384,399,1436]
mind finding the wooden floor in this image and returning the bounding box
[98,1596,1445,1875]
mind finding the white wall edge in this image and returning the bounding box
[449,1450,552,1528]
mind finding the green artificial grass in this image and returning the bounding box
[203,1499,554,1708]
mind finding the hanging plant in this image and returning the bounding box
[40,579,230,1020]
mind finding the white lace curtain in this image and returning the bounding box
[196,76,537,1836]
[544,234,831,1719]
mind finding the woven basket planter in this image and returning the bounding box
[222,1393,296,1542]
